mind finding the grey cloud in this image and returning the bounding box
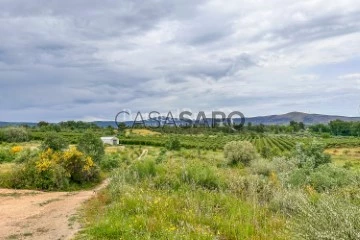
[1,0,360,121]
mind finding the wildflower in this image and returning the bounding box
[11,146,23,154]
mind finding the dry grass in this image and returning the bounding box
[126,129,161,136]
[105,145,125,154]
[12,141,41,150]
[325,147,360,168]
[0,163,16,174]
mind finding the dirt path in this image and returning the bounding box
[137,149,148,160]
[0,179,110,240]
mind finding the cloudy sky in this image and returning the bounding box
[1,0,360,122]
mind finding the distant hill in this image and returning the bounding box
[246,112,360,125]
[1,112,360,127]
[0,122,37,127]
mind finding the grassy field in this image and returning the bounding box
[75,142,360,239]
[325,147,360,169]
[1,134,360,239]
[77,147,286,239]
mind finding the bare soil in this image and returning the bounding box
[0,179,109,240]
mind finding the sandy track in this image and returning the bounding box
[0,179,109,240]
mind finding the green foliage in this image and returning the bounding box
[0,130,5,142]
[14,148,39,163]
[294,141,331,169]
[291,195,360,239]
[78,132,105,163]
[180,164,224,190]
[309,123,331,134]
[2,148,100,190]
[127,159,157,181]
[1,127,29,142]
[0,148,12,163]
[30,131,83,144]
[289,121,305,132]
[289,165,354,192]
[155,148,167,163]
[62,148,100,183]
[41,132,68,151]
[250,158,274,176]
[59,121,100,130]
[224,141,259,166]
[18,158,70,190]
[77,144,360,240]
[82,150,284,240]
[100,153,121,171]
[328,119,360,136]
[165,137,181,150]
[118,134,302,153]
[309,165,353,192]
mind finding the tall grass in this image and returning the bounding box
[78,144,360,240]
[79,148,286,239]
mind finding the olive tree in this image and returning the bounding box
[2,127,29,142]
[224,141,259,166]
[78,132,105,163]
[41,132,68,151]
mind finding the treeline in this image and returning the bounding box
[150,120,306,134]
[33,121,112,132]
[0,120,116,144]
[149,120,360,137]
[309,120,360,136]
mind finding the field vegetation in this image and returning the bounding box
[77,141,360,239]
[1,121,360,239]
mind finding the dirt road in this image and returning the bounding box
[0,179,109,240]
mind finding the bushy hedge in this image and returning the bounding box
[4,148,100,190]
[224,141,259,166]
[0,127,29,142]
[40,132,68,151]
[78,132,105,163]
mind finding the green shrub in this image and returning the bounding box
[269,190,307,215]
[0,130,5,142]
[165,137,181,151]
[41,132,68,151]
[1,127,29,142]
[271,157,297,174]
[224,141,259,166]
[228,174,275,203]
[288,168,310,188]
[155,148,167,163]
[127,159,157,181]
[9,158,70,190]
[250,158,274,176]
[294,142,331,169]
[4,148,100,190]
[308,165,354,192]
[62,147,100,183]
[101,153,121,171]
[259,145,272,158]
[14,148,39,163]
[0,148,12,163]
[180,164,224,190]
[291,195,360,239]
[78,132,105,163]
[288,164,354,192]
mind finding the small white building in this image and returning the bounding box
[101,136,119,145]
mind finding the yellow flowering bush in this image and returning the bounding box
[62,147,99,183]
[35,149,62,172]
[11,146,23,154]
[9,147,100,190]
[83,156,95,173]
[15,150,69,190]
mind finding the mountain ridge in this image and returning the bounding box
[1,112,360,127]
